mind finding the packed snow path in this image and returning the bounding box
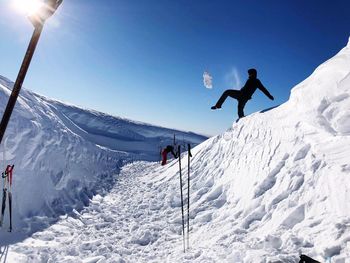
[3,159,297,263]
[0,74,206,223]
[5,141,350,263]
[4,161,206,263]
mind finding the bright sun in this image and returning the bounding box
[12,0,44,15]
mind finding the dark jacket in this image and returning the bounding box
[165,145,177,158]
[240,77,273,100]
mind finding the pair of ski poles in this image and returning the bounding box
[0,164,14,232]
[178,144,192,253]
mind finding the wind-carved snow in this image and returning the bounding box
[3,40,350,262]
[0,77,206,239]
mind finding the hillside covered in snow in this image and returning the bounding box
[0,76,206,234]
[1,37,350,262]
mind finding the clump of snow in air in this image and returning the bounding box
[2,38,350,262]
[203,71,213,89]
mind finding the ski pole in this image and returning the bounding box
[7,165,14,232]
[0,143,5,227]
[187,144,192,249]
[0,173,7,227]
[178,145,185,253]
[8,191,12,232]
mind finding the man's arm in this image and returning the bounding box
[257,80,274,100]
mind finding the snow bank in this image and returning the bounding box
[3,39,350,262]
[146,39,350,262]
[289,39,350,135]
[2,36,350,262]
[0,78,206,230]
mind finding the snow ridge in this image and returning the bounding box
[93,39,350,262]
[2,40,350,262]
[6,39,350,262]
[0,79,206,233]
[170,39,350,262]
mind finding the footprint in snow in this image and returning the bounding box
[254,159,286,198]
[294,144,311,161]
[281,204,305,229]
[192,187,210,202]
[205,185,223,202]
[241,206,266,229]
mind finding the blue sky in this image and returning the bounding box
[0,0,349,136]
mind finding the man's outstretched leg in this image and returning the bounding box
[211,90,241,110]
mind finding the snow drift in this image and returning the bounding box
[165,38,350,262]
[124,38,350,262]
[2,38,350,262]
[0,77,206,229]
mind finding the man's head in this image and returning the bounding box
[248,68,257,78]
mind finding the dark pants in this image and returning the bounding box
[215,90,248,118]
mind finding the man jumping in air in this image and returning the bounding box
[211,68,274,120]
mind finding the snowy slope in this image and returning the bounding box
[177,39,350,261]
[4,39,350,262]
[38,95,206,159]
[0,77,206,233]
[168,38,350,262]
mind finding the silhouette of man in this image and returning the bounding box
[211,68,274,119]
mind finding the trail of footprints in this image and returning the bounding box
[7,124,336,262]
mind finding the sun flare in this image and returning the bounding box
[12,0,44,15]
